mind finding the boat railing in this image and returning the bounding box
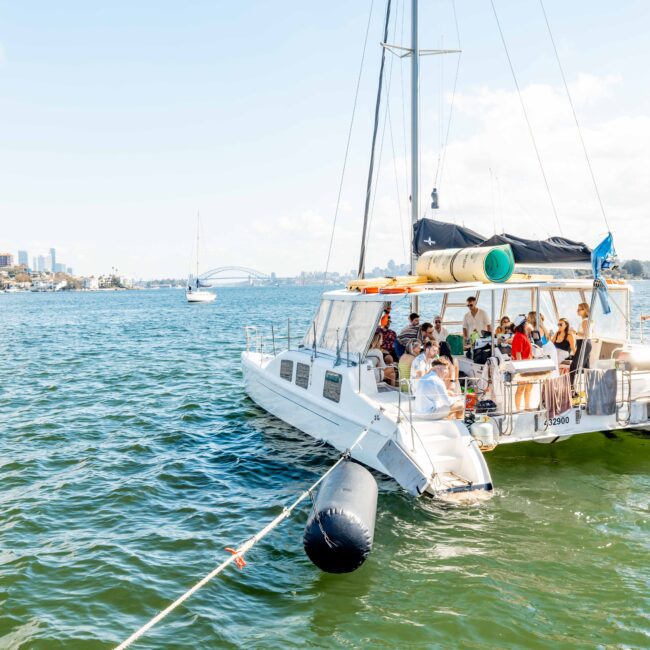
[244,319,294,357]
[640,315,650,343]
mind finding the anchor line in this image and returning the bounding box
[114,424,374,649]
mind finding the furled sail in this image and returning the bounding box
[413,219,592,266]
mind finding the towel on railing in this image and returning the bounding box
[586,369,617,416]
[542,374,572,419]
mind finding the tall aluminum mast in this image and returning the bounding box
[410,0,419,277]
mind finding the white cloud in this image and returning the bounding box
[356,73,650,269]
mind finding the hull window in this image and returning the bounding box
[280,359,294,382]
[296,362,310,389]
[323,371,342,403]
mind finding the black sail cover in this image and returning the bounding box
[413,219,591,265]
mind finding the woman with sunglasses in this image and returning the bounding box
[552,318,576,362]
[495,316,511,336]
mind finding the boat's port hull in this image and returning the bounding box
[242,351,493,497]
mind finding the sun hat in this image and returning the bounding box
[514,314,527,327]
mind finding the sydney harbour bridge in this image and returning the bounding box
[193,266,276,286]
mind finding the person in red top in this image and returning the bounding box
[511,315,534,410]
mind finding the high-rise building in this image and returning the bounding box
[36,254,51,272]
[66,267,74,275]
[54,263,66,273]
[18,250,28,266]
[0,253,14,267]
[50,248,57,269]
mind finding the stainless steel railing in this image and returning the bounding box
[244,319,294,358]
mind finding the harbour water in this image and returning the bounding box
[1,284,649,649]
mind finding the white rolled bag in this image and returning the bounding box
[416,245,515,283]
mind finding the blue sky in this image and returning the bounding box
[1,1,648,278]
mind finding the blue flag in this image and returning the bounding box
[591,232,617,315]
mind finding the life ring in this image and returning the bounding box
[380,287,408,294]
[362,287,380,294]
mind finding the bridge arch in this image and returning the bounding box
[196,266,272,283]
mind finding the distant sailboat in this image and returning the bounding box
[186,213,216,304]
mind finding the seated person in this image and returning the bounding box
[463,297,491,346]
[411,340,438,381]
[418,321,435,345]
[431,316,448,343]
[366,332,396,385]
[495,318,514,353]
[414,363,464,419]
[396,312,420,351]
[398,340,421,383]
[436,341,460,392]
[495,316,511,336]
[377,318,397,359]
[527,311,551,345]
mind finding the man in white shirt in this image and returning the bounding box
[431,315,448,344]
[414,365,463,418]
[410,341,438,380]
[462,296,491,345]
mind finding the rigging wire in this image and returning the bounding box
[436,0,462,193]
[322,0,375,285]
[538,0,610,233]
[358,0,393,278]
[388,100,408,260]
[364,0,399,265]
[489,0,564,236]
[399,0,410,248]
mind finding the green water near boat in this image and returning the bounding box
[1,284,649,648]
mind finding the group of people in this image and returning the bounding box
[367,310,463,418]
[366,298,592,416]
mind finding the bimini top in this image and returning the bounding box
[413,218,592,267]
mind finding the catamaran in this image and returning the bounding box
[241,1,650,497]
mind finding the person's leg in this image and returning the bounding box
[524,383,533,410]
[515,384,524,410]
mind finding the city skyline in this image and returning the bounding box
[0,1,649,279]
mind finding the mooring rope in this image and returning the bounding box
[114,426,372,649]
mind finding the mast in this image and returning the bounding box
[196,211,200,280]
[410,0,419,277]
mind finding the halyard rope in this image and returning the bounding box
[114,426,372,649]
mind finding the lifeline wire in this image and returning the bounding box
[114,427,371,649]
[489,0,564,236]
[322,0,375,286]
[538,0,610,233]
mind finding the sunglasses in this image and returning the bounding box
[435,320,441,324]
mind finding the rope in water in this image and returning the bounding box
[114,426,371,649]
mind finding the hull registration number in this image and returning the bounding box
[544,416,570,427]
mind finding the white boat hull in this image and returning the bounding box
[242,350,493,497]
[186,290,215,303]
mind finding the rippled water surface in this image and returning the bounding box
[1,284,649,649]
